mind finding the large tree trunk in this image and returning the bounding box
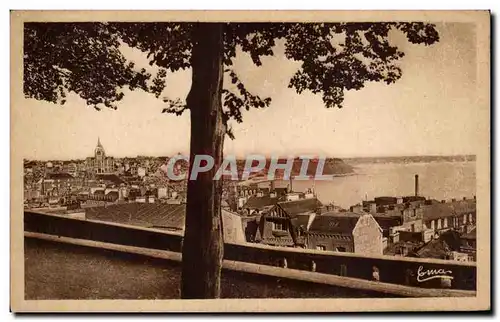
[181,23,226,299]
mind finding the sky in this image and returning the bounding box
[16,22,480,160]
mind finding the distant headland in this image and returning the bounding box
[343,155,476,165]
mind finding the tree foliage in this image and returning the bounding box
[24,23,152,109]
[24,22,439,137]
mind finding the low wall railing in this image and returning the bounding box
[25,231,475,298]
[24,211,476,291]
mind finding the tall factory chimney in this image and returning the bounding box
[414,174,419,197]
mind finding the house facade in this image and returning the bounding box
[352,214,385,255]
[422,198,476,233]
[222,209,246,244]
[35,172,82,199]
[254,203,295,247]
[306,213,384,256]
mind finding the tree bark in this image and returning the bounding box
[181,23,226,299]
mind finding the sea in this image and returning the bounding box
[271,160,476,209]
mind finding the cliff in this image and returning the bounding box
[236,157,355,178]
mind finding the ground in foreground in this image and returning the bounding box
[25,238,382,299]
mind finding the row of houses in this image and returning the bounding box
[234,176,477,261]
[242,196,385,256]
[25,168,185,209]
[41,171,477,262]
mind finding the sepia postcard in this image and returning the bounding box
[10,10,491,312]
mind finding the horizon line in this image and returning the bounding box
[23,153,477,162]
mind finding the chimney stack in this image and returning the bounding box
[414,174,419,197]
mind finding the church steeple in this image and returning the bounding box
[95,137,105,159]
[91,136,111,174]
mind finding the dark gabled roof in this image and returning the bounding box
[376,208,403,217]
[24,160,37,167]
[290,214,311,230]
[46,172,74,180]
[402,196,426,203]
[398,231,425,243]
[85,202,186,230]
[422,200,476,221]
[274,187,288,195]
[407,200,428,208]
[373,196,398,205]
[308,214,359,235]
[462,228,477,240]
[96,174,126,185]
[412,238,451,259]
[278,198,322,218]
[321,211,363,217]
[384,240,422,256]
[243,195,279,209]
[371,215,402,230]
[438,230,463,251]
[105,191,119,199]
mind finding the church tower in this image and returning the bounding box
[94,137,106,173]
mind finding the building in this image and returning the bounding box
[254,202,296,247]
[62,161,78,177]
[221,210,246,243]
[252,196,323,247]
[306,213,384,256]
[373,202,428,245]
[86,138,114,174]
[460,227,477,261]
[157,187,169,199]
[461,227,476,249]
[278,197,323,217]
[24,188,41,201]
[137,167,146,178]
[409,230,473,262]
[422,197,476,233]
[95,173,126,187]
[241,195,279,215]
[251,198,385,256]
[410,238,452,260]
[35,172,81,199]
